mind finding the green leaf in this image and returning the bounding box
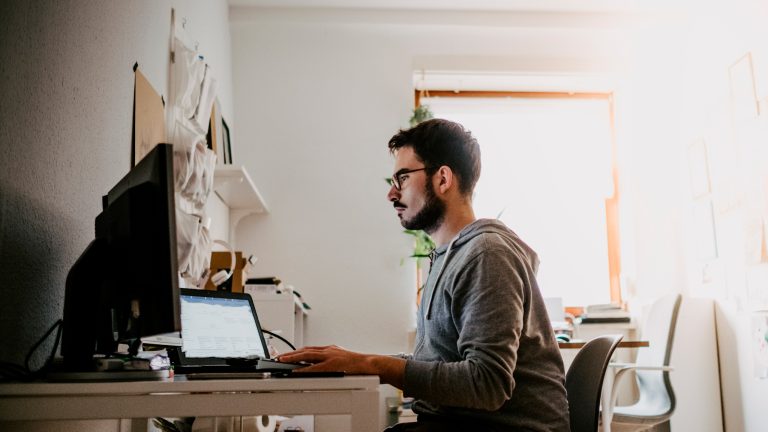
[409,105,434,127]
[402,229,435,258]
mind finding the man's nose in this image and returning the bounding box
[387,184,400,202]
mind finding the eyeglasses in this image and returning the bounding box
[391,167,429,191]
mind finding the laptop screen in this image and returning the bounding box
[179,289,269,360]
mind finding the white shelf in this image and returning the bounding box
[213,166,268,213]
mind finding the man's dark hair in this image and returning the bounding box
[388,118,481,196]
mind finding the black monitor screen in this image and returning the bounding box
[61,144,180,370]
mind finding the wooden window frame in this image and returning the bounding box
[416,90,622,305]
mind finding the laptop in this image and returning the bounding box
[171,288,305,375]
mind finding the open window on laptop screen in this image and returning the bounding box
[180,290,267,359]
[172,288,278,370]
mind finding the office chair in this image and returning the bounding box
[602,294,682,432]
[566,334,624,432]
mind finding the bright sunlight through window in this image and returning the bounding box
[425,96,614,306]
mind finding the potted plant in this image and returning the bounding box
[403,229,435,305]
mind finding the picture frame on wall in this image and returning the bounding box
[222,118,232,164]
[729,51,760,121]
[687,138,711,199]
[206,103,218,154]
[693,199,718,261]
[210,99,227,165]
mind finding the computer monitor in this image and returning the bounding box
[61,144,181,371]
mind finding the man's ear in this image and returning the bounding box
[435,166,454,194]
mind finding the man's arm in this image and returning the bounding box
[278,345,406,388]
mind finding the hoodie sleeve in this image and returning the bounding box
[403,242,528,411]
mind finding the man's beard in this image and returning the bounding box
[401,181,446,234]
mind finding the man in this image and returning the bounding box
[279,119,570,431]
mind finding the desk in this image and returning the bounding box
[0,375,380,431]
[558,340,649,349]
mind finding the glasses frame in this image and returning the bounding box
[391,167,430,191]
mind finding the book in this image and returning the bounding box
[579,303,630,323]
[579,316,631,324]
[245,276,284,295]
[586,303,623,313]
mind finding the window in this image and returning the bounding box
[421,91,620,307]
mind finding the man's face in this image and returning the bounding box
[387,147,446,234]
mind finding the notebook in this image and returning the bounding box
[171,288,304,375]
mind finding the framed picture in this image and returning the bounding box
[222,118,232,164]
[693,200,718,261]
[729,52,760,121]
[687,138,711,199]
[206,104,218,153]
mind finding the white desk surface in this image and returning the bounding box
[0,375,380,431]
[0,375,378,396]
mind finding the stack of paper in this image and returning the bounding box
[244,277,283,295]
[580,303,630,323]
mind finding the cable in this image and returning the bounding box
[262,329,296,351]
[0,361,28,381]
[0,319,63,381]
[25,319,63,375]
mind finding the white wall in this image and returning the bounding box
[0,0,232,430]
[614,1,768,431]
[230,3,768,430]
[230,6,628,355]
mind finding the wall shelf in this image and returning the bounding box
[213,166,268,243]
[213,166,268,213]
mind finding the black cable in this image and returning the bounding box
[0,319,63,381]
[25,319,63,376]
[262,329,296,351]
[0,361,28,381]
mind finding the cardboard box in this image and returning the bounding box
[205,251,246,292]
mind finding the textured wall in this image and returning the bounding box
[0,0,232,368]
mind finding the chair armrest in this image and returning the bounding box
[607,364,674,414]
[609,362,674,372]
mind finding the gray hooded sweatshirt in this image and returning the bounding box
[402,219,570,432]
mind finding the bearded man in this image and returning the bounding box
[280,119,570,432]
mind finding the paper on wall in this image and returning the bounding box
[752,311,768,379]
[133,68,166,166]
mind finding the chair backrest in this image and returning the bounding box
[565,334,623,432]
[633,293,682,417]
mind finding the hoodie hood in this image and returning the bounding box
[424,218,539,319]
[432,218,539,269]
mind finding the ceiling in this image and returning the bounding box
[228,0,679,14]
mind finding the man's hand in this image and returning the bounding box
[278,345,368,373]
[278,345,406,388]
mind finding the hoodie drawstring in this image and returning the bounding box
[424,237,458,320]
